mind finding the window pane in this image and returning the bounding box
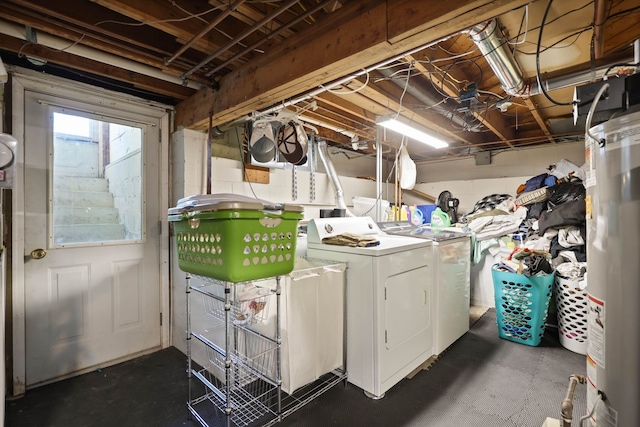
[53,112,143,245]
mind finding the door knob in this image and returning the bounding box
[31,248,47,259]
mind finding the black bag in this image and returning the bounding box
[547,181,586,207]
[538,199,586,235]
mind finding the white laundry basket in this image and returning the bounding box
[554,275,588,355]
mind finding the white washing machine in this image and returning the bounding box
[306,217,434,399]
[378,222,471,355]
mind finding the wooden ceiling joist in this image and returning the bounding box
[0,34,196,100]
[174,0,532,131]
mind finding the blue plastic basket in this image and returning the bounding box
[491,266,555,346]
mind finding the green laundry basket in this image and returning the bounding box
[169,194,303,282]
[492,266,555,346]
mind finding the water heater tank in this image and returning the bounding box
[586,107,640,426]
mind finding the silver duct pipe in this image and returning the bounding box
[316,139,354,216]
[466,19,527,96]
[466,18,633,98]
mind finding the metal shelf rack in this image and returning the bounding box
[185,274,347,427]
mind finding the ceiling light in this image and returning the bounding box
[378,118,448,149]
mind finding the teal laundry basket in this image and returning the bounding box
[491,266,555,346]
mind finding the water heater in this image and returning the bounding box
[586,107,640,426]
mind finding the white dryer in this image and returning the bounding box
[306,217,434,399]
[378,222,471,355]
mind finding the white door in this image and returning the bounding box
[23,90,162,387]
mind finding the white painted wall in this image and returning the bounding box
[416,141,585,182]
[169,128,397,353]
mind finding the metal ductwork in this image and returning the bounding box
[316,139,354,216]
[466,19,528,96]
[466,18,634,98]
[377,68,474,130]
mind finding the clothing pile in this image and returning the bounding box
[465,158,587,268]
[494,248,553,277]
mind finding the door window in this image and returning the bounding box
[52,112,144,246]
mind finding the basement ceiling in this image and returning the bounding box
[1,0,639,162]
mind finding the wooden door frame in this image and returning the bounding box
[10,67,171,396]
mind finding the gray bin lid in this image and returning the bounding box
[168,193,303,215]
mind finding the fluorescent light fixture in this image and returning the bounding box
[378,118,448,148]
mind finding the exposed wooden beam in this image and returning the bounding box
[0,5,206,82]
[348,77,483,146]
[523,98,555,143]
[0,34,196,101]
[314,92,378,124]
[91,0,243,63]
[7,0,184,60]
[208,0,293,40]
[175,0,531,131]
[407,54,515,146]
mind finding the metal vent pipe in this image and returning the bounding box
[316,139,354,216]
[466,19,633,98]
[466,19,527,96]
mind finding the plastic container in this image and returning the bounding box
[409,206,424,225]
[416,205,437,223]
[237,258,347,393]
[554,275,588,355]
[491,266,555,346]
[352,196,389,218]
[431,207,451,230]
[168,194,303,282]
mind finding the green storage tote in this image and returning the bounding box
[168,194,303,282]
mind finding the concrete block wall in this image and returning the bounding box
[54,136,100,178]
[105,151,142,240]
[109,124,142,162]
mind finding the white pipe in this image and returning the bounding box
[635,39,640,69]
[316,139,354,216]
[0,19,204,90]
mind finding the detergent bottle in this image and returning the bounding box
[409,205,424,225]
[431,207,451,230]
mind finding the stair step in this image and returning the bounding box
[54,176,109,192]
[54,224,125,243]
[53,207,121,225]
[54,190,114,208]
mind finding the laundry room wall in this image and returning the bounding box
[171,128,393,218]
[406,141,585,214]
[169,128,394,354]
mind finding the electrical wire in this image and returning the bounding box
[535,0,576,107]
[606,4,640,21]
[604,62,640,77]
[579,393,602,426]
[508,5,529,46]
[508,0,593,46]
[236,124,260,199]
[324,72,370,94]
[392,61,414,121]
[516,25,594,55]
